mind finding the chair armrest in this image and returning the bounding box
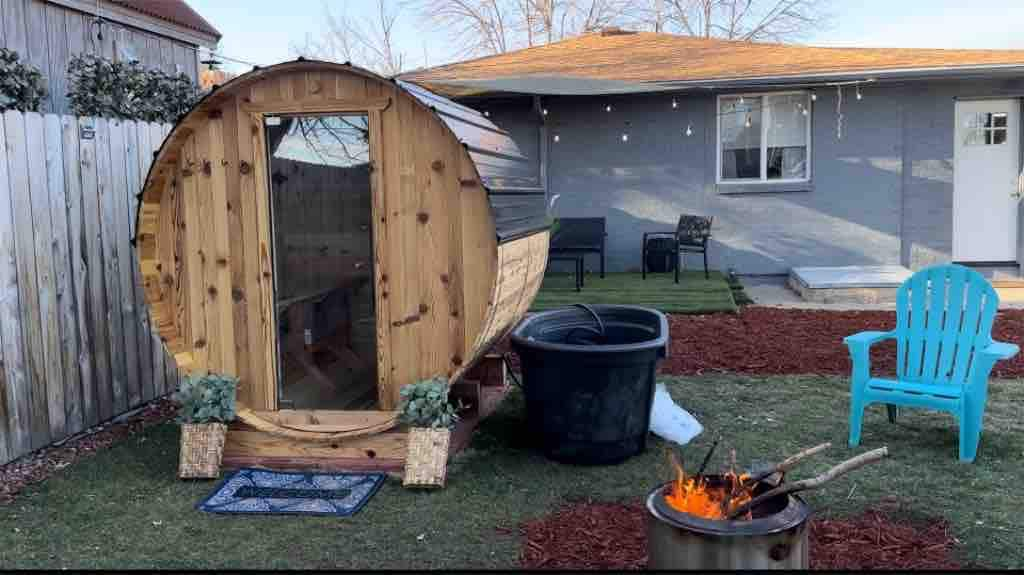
[844,330,895,384]
[843,330,896,349]
[977,341,1020,361]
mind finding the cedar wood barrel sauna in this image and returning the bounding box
[135,60,549,470]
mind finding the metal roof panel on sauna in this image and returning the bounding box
[134,61,549,469]
[397,79,547,242]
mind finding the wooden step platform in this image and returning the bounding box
[222,354,510,473]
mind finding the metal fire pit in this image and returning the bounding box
[646,477,811,570]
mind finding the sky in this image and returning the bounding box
[188,0,1024,75]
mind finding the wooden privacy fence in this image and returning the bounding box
[0,111,177,465]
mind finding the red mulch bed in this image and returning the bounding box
[810,507,960,570]
[517,500,962,570]
[661,308,1024,379]
[0,397,176,505]
[518,501,647,570]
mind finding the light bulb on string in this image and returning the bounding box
[810,91,817,102]
[542,108,549,116]
[856,85,863,100]
[672,98,678,109]
[605,104,613,113]
[483,110,490,117]
[685,124,693,137]
[744,114,752,128]
[739,95,745,105]
[802,107,809,116]
[553,134,560,143]
[621,132,629,142]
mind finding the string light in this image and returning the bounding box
[553,134,560,143]
[836,85,845,140]
[739,96,745,104]
[605,104,613,112]
[855,85,863,101]
[744,114,752,128]
[542,108,549,116]
[810,91,817,102]
[622,121,630,142]
[483,110,490,117]
[685,123,693,137]
[672,98,678,109]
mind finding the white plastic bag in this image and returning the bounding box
[649,383,703,446]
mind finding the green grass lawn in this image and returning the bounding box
[2,375,1022,569]
[531,271,738,313]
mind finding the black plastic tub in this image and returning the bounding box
[509,304,669,465]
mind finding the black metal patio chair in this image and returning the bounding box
[642,214,713,282]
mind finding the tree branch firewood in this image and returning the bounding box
[743,441,832,485]
[727,447,888,520]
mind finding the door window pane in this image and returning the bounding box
[266,114,377,410]
[720,96,761,180]
[963,111,1010,146]
[765,93,809,180]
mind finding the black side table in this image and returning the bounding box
[548,254,584,291]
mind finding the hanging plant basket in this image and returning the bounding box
[178,422,228,479]
[403,427,451,488]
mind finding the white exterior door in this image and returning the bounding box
[954,99,1020,262]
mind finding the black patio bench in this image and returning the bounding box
[549,217,606,279]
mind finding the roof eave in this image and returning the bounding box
[48,0,220,48]
[650,63,1024,90]
[413,62,1024,99]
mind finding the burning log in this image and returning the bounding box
[743,441,832,486]
[726,447,888,519]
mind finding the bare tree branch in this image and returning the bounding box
[639,0,831,42]
[291,0,413,75]
[293,0,832,73]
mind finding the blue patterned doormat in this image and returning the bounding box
[197,468,386,516]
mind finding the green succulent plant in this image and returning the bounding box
[398,377,459,430]
[173,373,237,425]
[0,48,47,112]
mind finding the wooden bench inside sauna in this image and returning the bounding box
[135,60,549,470]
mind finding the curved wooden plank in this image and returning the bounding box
[236,404,400,442]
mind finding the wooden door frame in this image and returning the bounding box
[248,101,391,416]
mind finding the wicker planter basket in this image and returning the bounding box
[403,427,451,488]
[178,422,228,479]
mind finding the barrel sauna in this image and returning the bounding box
[135,60,549,469]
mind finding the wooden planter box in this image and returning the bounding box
[178,423,228,479]
[403,427,451,488]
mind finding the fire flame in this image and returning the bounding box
[664,457,755,520]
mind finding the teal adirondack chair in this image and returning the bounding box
[845,264,1019,462]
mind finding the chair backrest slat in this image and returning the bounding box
[933,265,967,384]
[920,267,949,382]
[675,214,712,243]
[896,280,910,379]
[904,271,929,379]
[895,264,999,387]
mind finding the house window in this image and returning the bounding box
[718,92,811,183]
[962,111,1008,146]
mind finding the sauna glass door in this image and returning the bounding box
[265,114,377,410]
